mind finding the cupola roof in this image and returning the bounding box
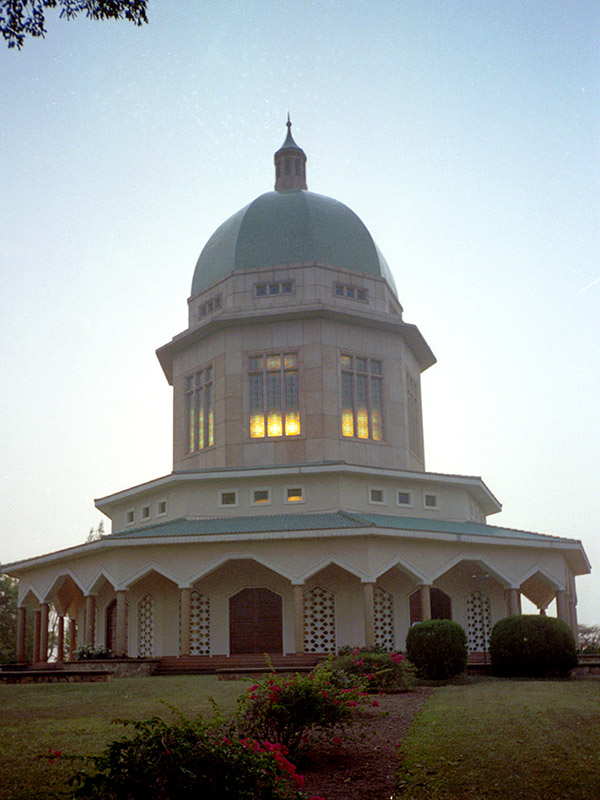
[191,122,397,296]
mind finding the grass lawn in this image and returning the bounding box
[0,675,246,800]
[396,678,600,800]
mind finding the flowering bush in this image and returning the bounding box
[56,713,319,800]
[237,668,366,755]
[327,648,416,693]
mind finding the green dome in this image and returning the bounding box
[191,189,397,296]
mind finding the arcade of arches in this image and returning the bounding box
[15,559,576,663]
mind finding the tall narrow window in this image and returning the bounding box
[406,371,423,460]
[340,355,384,441]
[249,353,300,438]
[185,366,214,453]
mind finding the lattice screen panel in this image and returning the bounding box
[467,592,491,652]
[303,586,336,653]
[138,594,155,657]
[189,591,210,655]
[374,586,395,650]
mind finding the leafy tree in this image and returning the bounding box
[578,624,600,654]
[0,574,18,663]
[87,519,105,542]
[1,0,148,49]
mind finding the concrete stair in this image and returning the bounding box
[156,653,325,676]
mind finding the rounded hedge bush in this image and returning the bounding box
[489,614,578,678]
[405,619,467,679]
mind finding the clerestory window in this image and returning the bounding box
[249,353,301,438]
[340,355,384,440]
[185,366,214,453]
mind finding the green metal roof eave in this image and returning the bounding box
[105,512,364,539]
[105,510,583,549]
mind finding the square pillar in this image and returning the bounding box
[40,603,49,663]
[33,610,41,663]
[17,606,28,663]
[506,588,521,616]
[180,588,191,657]
[84,595,96,648]
[293,584,305,653]
[556,590,569,624]
[69,617,77,661]
[420,585,432,621]
[363,582,375,649]
[116,590,128,657]
[56,615,65,663]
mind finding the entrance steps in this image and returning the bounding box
[156,653,324,676]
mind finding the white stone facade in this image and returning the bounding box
[3,125,589,663]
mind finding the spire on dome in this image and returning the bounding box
[274,116,307,192]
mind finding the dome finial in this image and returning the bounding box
[274,116,307,192]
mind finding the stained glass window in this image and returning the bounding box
[249,353,301,438]
[185,366,214,454]
[340,354,384,441]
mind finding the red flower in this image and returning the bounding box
[372,699,379,707]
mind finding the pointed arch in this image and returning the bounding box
[517,565,564,592]
[86,567,118,595]
[430,553,512,587]
[185,552,294,586]
[121,562,180,591]
[371,556,427,584]
[299,556,368,583]
[42,569,86,602]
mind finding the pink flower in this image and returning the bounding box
[372,699,379,707]
[347,700,357,707]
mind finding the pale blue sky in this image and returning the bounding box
[1,1,598,622]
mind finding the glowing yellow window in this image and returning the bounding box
[340,355,384,441]
[287,487,303,502]
[249,353,300,438]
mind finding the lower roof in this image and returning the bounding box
[108,509,578,546]
[3,510,590,577]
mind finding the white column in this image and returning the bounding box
[420,585,431,621]
[363,582,375,648]
[293,585,305,653]
[180,588,191,657]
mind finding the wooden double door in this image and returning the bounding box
[229,588,283,654]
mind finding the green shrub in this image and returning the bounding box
[74,645,112,660]
[327,648,416,692]
[405,620,468,679]
[237,668,365,755]
[489,615,578,678]
[58,714,309,800]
